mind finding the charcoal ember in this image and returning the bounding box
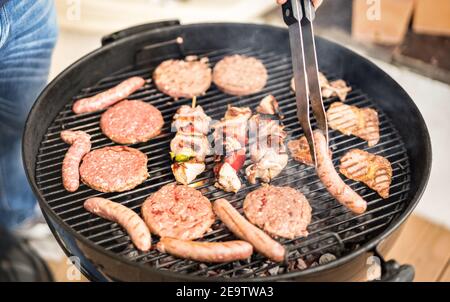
[268,266,280,276]
[296,258,308,270]
[319,253,336,265]
[233,268,254,277]
[310,262,319,268]
[126,249,139,258]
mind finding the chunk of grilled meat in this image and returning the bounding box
[291,72,351,101]
[288,135,332,166]
[213,106,252,192]
[339,149,392,199]
[287,135,311,166]
[322,80,352,101]
[246,96,288,184]
[327,102,380,147]
[256,95,281,116]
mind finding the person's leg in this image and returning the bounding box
[0,0,58,230]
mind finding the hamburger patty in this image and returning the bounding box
[213,55,268,96]
[141,183,215,240]
[80,146,148,192]
[153,58,212,99]
[243,186,312,239]
[100,100,164,144]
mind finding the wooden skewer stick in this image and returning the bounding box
[192,96,197,108]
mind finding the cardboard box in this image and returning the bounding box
[413,0,450,36]
[352,0,415,45]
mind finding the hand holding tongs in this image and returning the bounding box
[282,0,328,167]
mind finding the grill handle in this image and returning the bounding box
[101,20,181,46]
[378,260,415,282]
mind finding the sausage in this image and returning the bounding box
[84,197,151,252]
[72,76,146,114]
[157,237,253,263]
[314,131,367,214]
[213,198,286,262]
[61,130,91,192]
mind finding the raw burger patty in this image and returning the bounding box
[100,100,164,144]
[141,183,215,240]
[243,186,312,239]
[213,55,268,96]
[80,146,148,192]
[153,59,212,99]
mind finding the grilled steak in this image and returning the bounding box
[79,146,148,192]
[153,58,212,99]
[243,185,312,239]
[213,55,268,96]
[340,149,393,199]
[327,102,380,146]
[288,135,332,167]
[100,100,164,144]
[141,183,215,240]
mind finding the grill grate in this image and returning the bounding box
[35,47,411,278]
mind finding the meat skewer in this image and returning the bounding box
[213,198,286,262]
[170,98,211,185]
[157,237,253,263]
[60,130,91,192]
[212,106,252,193]
[84,197,151,252]
[72,76,146,114]
[246,95,288,184]
[314,130,367,214]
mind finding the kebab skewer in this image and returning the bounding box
[246,95,288,184]
[213,106,252,193]
[170,97,211,185]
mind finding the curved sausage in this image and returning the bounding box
[157,237,253,263]
[72,76,146,114]
[314,130,367,214]
[61,130,91,192]
[213,198,286,262]
[84,197,151,252]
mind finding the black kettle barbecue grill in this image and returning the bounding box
[22,21,431,281]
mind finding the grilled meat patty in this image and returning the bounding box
[153,58,212,99]
[327,102,380,147]
[141,183,215,240]
[340,149,393,199]
[213,55,267,96]
[79,146,148,192]
[243,185,312,239]
[100,100,164,144]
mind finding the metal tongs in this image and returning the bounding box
[282,0,328,167]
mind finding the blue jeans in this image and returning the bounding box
[0,0,58,230]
